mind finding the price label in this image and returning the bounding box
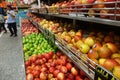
[94,65,118,80]
[77,14,85,17]
[69,13,77,17]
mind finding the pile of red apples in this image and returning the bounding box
[21,19,39,36]
[25,51,89,80]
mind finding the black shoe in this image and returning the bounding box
[14,34,17,37]
[10,34,13,37]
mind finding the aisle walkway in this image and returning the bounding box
[0,27,26,80]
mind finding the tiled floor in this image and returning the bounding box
[0,27,26,80]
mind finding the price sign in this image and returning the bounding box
[94,65,118,80]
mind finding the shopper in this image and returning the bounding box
[6,5,17,37]
[0,11,7,33]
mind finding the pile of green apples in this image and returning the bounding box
[23,33,57,61]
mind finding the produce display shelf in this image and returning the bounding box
[30,11,120,27]
[27,17,119,80]
[28,17,94,80]
[44,13,120,27]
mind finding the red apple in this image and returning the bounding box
[48,59,53,63]
[92,42,102,51]
[74,0,82,5]
[60,55,67,61]
[87,49,99,59]
[49,67,55,73]
[74,35,82,42]
[57,72,65,80]
[100,9,109,19]
[84,77,90,80]
[71,67,78,75]
[40,67,47,72]
[53,70,60,77]
[104,43,118,53]
[37,54,43,59]
[75,30,82,37]
[80,70,86,77]
[98,46,112,58]
[103,59,119,71]
[26,68,33,74]
[25,60,31,67]
[93,0,105,9]
[48,51,54,57]
[66,63,73,71]
[60,66,68,73]
[34,66,41,72]
[42,58,47,63]
[104,35,113,43]
[68,73,74,80]
[34,78,40,80]
[86,0,95,4]
[50,60,56,67]
[45,53,51,59]
[35,59,41,65]
[32,70,40,78]
[39,72,47,80]
[104,0,115,7]
[63,35,71,43]
[75,75,83,80]
[29,55,37,63]
[56,51,62,57]
[26,73,34,80]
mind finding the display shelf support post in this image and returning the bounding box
[73,19,76,29]
[38,0,41,8]
[114,2,117,20]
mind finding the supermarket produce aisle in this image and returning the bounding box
[0,27,26,80]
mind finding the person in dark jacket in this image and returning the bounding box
[0,7,7,33]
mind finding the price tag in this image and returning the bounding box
[69,13,77,17]
[94,65,118,80]
[77,14,85,17]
